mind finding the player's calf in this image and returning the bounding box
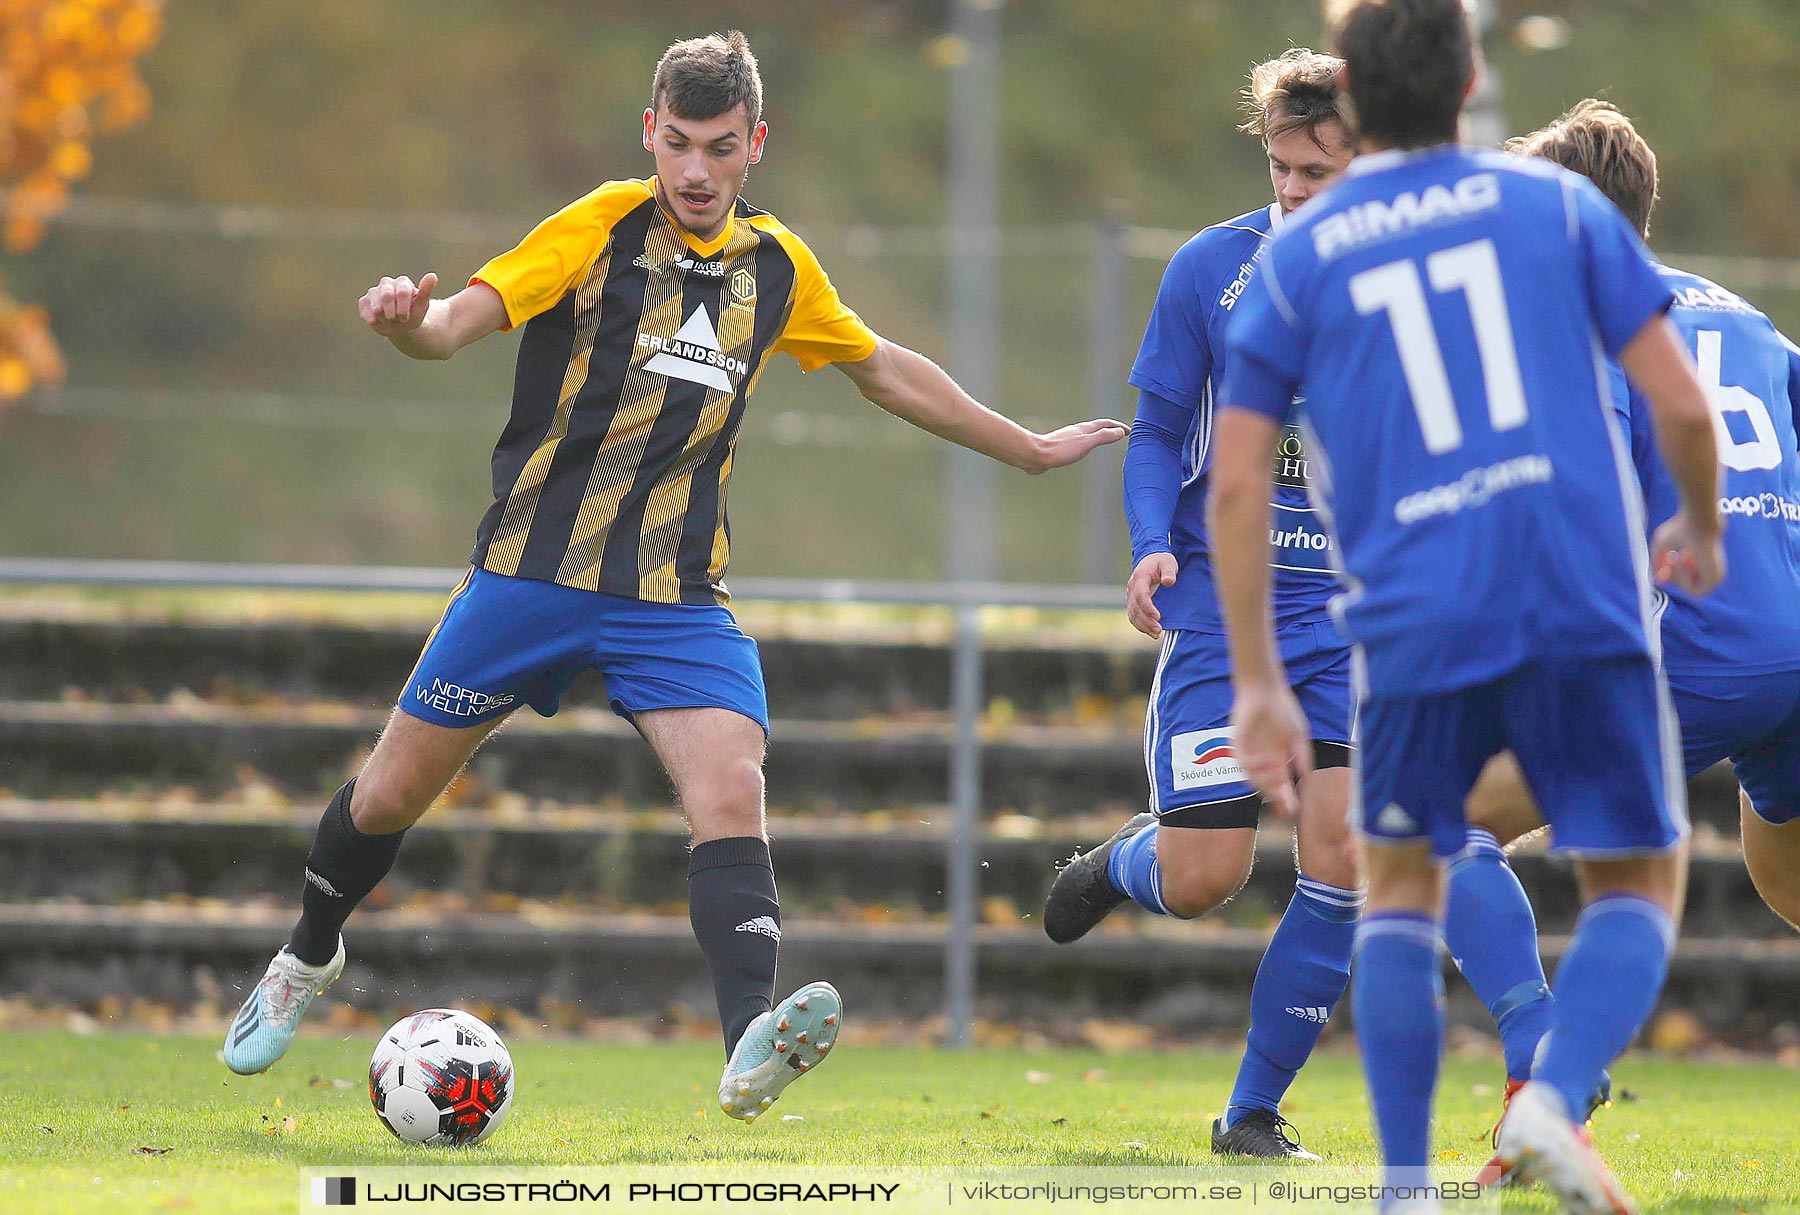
[1741,793,1800,932]
[1149,817,1258,918]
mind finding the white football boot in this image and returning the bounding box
[1495,1080,1637,1215]
[718,981,841,1122]
[222,939,346,1075]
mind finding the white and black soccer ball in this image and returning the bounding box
[370,1009,515,1146]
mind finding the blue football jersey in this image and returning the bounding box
[1129,204,1339,634]
[1621,266,1800,676]
[1221,146,1675,697]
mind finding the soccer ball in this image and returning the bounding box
[369,1009,514,1146]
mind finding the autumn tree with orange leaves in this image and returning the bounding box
[0,0,160,401]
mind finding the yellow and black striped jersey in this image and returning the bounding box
[467,178,878,605]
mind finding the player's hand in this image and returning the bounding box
[359,273,439,337]
[1027,418,1129,473]
[1125,552,1178,639]
[1229,680,1312,820]
[1651,510,1726,595]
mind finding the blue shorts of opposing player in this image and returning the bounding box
[1361,654,1687,858]
[1670,668,1800,826]
[1147,622,1353,826]
[403,569,769,732]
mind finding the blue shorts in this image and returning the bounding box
[1669,667,1800,825]
[1145,622,1354,827]
[401,569,769,732]
[1360,654,1687,859]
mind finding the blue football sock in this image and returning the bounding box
[1353,911,1444,1181]
[1535,894,1674,1119]
[1225,875,1362,1126]
[1105,819,1170,916]
[1443,828,1553,1081]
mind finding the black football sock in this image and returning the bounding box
[688,835,780,1056]
[287,779,408,965]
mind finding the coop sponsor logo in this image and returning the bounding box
[1312,173,1502,260]
[1719,492,1800,523]
[412,679,516,717]
[1171,731,1245,791]
[1393,454,1554,525]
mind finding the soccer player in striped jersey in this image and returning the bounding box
[1434,100,1800,1188]
[220,31,1126,1120]
[1211,2,1723,1210]
[1042,50,1360,1161]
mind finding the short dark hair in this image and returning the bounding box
[651,30,763,132]
[1507,100,1659,238]
[1331,0,1474,149]
[1238,48,1350,151]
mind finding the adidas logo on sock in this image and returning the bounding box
[1285,1006,1330,1023]
[303,868,342,898]
[734,916,781,941]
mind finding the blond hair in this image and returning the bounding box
[1507,99,1658,237]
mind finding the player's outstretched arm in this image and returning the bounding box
[836,338,1127,474]
[357,274,508,362]
[1207,406,1310,818]
[1619,315,1726,594]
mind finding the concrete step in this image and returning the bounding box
[0,699,1751,830]
[0,699,1145,816]
[0,800,1782,940]
[3,901,1795,1041]
[0,616,1153,723]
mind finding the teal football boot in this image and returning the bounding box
[222,939,346,1075]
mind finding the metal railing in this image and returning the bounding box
[0,557,1127,1046]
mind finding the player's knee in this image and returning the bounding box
[685,756,766,836]
[1158,858,1252,919]
[350,768,437,834]
[1301,832,1363,891]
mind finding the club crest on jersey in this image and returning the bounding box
[1171,730,1246,791]
[639,306,747,392]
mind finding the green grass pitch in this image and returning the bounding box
[2,1033,1794,1213]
